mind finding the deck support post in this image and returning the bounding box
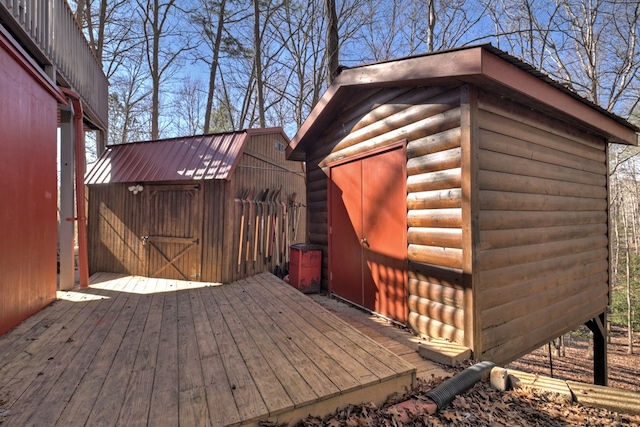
[585,312,607,386]
[58,107,76,291]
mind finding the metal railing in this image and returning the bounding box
[0,0,108,130]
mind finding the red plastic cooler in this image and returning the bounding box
[288,244,322,293]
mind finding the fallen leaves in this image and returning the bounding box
[261,376,640,426]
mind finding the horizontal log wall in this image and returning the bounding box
[306,85,466,342]
[475,90,609,364]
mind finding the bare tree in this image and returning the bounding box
[325,0,339,83]
[192,0,228,133]
[174,77,206,136]
[108,49,152,144]
[137,0,196,139]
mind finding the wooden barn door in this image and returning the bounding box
[329,143,408,323]
[145,184,203,281]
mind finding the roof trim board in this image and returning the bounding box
[287,45,638,160]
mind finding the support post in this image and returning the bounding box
[59,107,76,291]
[585,312,608,386]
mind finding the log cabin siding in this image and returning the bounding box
[289,46,639,371]
[475,91,609,364]
[304,85,466,341]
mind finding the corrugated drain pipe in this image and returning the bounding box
[60,88,89,289]
[425,360,496,410]
[388,361,496,421]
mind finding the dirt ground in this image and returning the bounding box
[507,325,640,392]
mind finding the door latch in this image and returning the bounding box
[141,235,149,246]
[360,237,370,247]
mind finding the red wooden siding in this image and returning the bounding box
[0,39,58,335]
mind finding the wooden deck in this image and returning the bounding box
[0,272,417,426]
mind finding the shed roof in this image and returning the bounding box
[85,127,289,184]
[287,44,639,161]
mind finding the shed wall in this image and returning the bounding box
[87,183,147,276]
[225,133,307,283]
[0,42,58,335]
[306,85,466,338]
[475,90,610,364]
[88,132,307,284]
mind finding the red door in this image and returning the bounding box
[329,143,408,323]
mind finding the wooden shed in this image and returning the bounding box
[287,45,639,372]
[86,128,307,283]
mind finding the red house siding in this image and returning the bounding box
[0,38,58,335]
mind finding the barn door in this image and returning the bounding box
[329,143,408,323]
[145,184,203,281]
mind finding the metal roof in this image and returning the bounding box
[85,128,287,184]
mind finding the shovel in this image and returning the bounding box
[236,189,249,274]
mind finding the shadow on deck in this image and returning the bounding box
[0,272,436,426]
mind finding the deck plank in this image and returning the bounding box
[177,284,210,425]
[260,274,415,376]
[214,284,294,418]
[147,280,180,427]
[199,284,268,423]
[85,277,152,425]
[236,278,356,394]
[191,286,241,427]
[54,275,139,425]
[0,273,419,427]
[2,282,123,425]
[224,280,320,409]
[252,274,383,386]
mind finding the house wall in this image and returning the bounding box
[305,85,466,340]
[0,40,58,335]
[225,133,307,283]
[474,89,610,364]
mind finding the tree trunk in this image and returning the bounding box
[253,0,265,128]
[204,0,227,133]
[627,248,634,354]
[622,192,634,355]
[426,0,435,52]
[325,0,339,84]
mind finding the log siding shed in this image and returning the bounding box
[287,45,639,373]
[86,128,307,284]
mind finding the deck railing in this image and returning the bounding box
[0,0,108,130]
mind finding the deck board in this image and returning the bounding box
[0,272,417,426]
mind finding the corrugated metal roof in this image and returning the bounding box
[86,128,284,184]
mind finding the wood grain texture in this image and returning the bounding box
[0,273,415,427]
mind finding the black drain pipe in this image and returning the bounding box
[425,361,496,410]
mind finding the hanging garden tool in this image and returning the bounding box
[269,186,281,262]
[253,189,265,265]
[290,192,303,241]
[280,195,287,264]
[259,188,270,260]
[244,187,256,274]
[236,188,249,274]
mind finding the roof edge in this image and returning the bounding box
[288,45,638,159]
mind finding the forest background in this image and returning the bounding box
[71,0,640,352]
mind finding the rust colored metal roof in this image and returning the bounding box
[86,128,285,184]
